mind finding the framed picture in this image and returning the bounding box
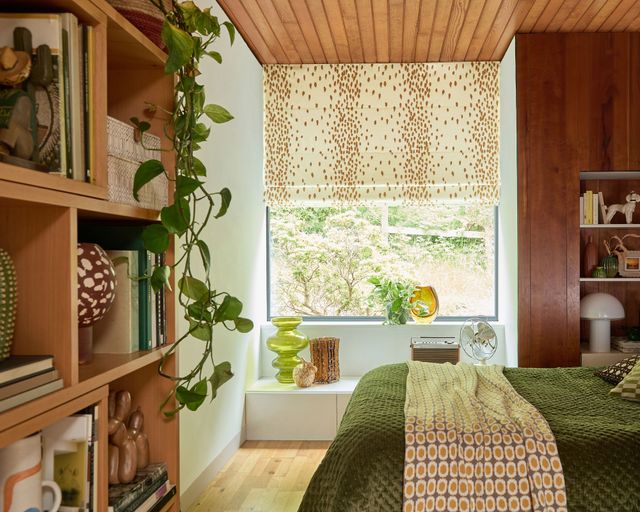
[618,251,640,277]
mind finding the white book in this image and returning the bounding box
[93,251,139,353]
[593,193,599,224]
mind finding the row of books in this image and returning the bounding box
[0,355,62,413]
[108,463,175,512]
[0,12,94,181]
[42,406,99,511]
[580,190,603,225]
[80,224,167,353]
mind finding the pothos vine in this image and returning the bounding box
[132,1,253,415]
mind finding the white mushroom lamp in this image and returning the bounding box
[580,293,625,353]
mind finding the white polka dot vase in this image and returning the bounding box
[0,248,17,362]
[77,243,116,364]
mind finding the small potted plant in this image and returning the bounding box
[368,277,415,325]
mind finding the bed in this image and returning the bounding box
[298,364,640,512]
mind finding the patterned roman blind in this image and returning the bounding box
[263,62,500,206]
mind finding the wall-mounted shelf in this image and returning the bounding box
[580,171,640,180]
[580,224,640,228]
[580,278,640,282]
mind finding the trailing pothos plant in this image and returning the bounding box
[131,0,253,416]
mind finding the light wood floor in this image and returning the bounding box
[187,441,330,512]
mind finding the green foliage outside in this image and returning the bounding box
[269,205,495,318]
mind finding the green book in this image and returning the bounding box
[78,225,151,350]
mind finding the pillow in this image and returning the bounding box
[595,355,640,384]
[610,361,640,401]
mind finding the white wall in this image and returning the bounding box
[499,38,518,367]
[178,5,264,505]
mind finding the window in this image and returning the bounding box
[268,205,497,320]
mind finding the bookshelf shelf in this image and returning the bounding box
[580,224,640,229]
[79,346,173,387]
[0,0,179,509]
[0,162,108,200]
[580,277,640,282]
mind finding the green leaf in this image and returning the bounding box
[234,317,254,333]
[222,21,235,45]
[161,198,190,235]
[175,175,202,199]
[188,319,212,341]
[193,157,206,176]
[368,276,381,286]
[209,361,233,399]
[150,265,171,293]
[214,295,243,322]
[192,122,210,143]
[215,188,231,218]
[133,160,164,201]
[142,224,170,254]
[195,9,220,35]
[179,276,209,301]
[162,21,195,74]
[187,302,212,322]
[207,51,222,64]
[203,104,234,124]
[176,382,207,411]
[130,116,150,134]
[197,240,211,274]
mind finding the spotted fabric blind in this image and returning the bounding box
[263,62,500,206]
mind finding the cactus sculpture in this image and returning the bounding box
[0,248,17,361]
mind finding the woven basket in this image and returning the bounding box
[107,0,167,48]
[107,116,167,210]
[310,337,340,384]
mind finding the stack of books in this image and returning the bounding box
[43,406,99,511]
[580,190,603,225]
[108,463,175,512]
[612,336,640,354]
[0,13,94,181]
[79,224,167,353]
[0,355,62,413]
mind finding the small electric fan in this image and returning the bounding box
[460,317,497,365]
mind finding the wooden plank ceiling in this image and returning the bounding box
[216,0,640,63]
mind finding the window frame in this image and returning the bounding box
[266,206,499,323]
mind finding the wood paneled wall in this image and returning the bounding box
[517,33,640,367]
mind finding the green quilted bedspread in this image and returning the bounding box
[298,364,640,512]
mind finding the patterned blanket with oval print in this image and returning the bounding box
[403,362,567,512]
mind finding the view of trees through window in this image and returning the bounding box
[268,205,496,319]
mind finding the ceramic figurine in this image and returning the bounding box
[602,191,640,224]
[107,390,138,484]
[293,357,317,388]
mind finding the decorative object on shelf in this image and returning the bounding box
[592,266,606,278]
[108,390,149,485]
[293,357,317,388]
[310,337,341,384]
[580,293,625,353]
[107,116,167,210]
[0,248,17,362]
[460,318,498,365]
[368,277,415,325]
[602,191,640,224]
[601,243,619,278]
[410,336,459,364]
[409,285,439,324]
[583,235,597,277]
[106,0,167,48]
[609,234,640,277]
[266,317,309,384]
[129,2,252,414]
[0,433,62,512]
[77,243,117,364]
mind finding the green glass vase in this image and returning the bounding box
[266,317,309,383]
[602,254,618,278]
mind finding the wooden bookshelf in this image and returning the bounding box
[0,1,179,510]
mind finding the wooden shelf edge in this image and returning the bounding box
[0,386,108,448]
[580,277,640,282]
[0,162,107,200]
[79,345,173,387]
[580,224,640,228]
[0,179,160,221]
[0,347,173,434]
[581,171,640,180]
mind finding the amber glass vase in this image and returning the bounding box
[266,317,309,383]
[409,286,439,324]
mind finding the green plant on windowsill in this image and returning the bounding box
[131,1,253,416]
[368,277,416,325]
